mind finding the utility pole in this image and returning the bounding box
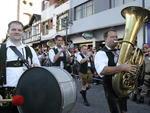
[64,17,72,45]
[17,0,20,20]
[65,17,68,44]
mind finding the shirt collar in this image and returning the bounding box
[54,46,58,49]
[54,45,62,49]
[105,45,112,50]
[6,39,25,48]
[105,45,119,52]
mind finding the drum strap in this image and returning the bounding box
[25,46,33,64]
[0,45,32,85]
[9,46,31,68]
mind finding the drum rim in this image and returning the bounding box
[44,66,77,112]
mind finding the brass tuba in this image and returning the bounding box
[112,6,150,97]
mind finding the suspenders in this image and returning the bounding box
[0,44,32,85]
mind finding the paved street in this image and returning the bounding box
[70,79,150,113]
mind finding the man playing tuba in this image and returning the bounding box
[94,28,137,113]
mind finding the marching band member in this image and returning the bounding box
[77,45,93,106]
[48,35,72,73]
[94,28,137,113]
[138,43,150,104]
[0,20,40,113]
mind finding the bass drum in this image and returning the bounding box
[16,67,76,113]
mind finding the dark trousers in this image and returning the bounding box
[0,87,19,113]
[103,77,127,113]
[104,88,127,113]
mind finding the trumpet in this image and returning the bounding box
[65,48,72,57]
[61,45,72,57]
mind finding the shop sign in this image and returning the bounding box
[82,32,93,40]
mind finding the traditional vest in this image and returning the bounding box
[51,48,67,69]
[79,53,88,74]
[0,44,32,85]
[101,46,116,94]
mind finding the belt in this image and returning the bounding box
[0,87,16,92]
[0,87,16,96]
[6,61,23,67]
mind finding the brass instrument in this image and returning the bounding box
[47,40,55,48]
[112,6,150,97]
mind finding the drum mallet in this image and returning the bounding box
[0,95,24,106]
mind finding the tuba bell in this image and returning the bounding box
[112,6,150,97]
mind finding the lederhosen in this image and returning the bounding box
[79,53,92,85]
[101,46,127,113]
[0,44,32,113]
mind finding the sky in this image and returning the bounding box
[0,0,41,43]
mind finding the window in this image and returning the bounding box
[32,24,40,36]
[85,1,94,16]
[42,21,49,35]
[56,11,69,31]
[75,6,82,20]
[24,29,31,39]
[111,0,123,7]
[75,0,94,20]
[111,0,135,7]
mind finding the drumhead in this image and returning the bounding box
[16,67,62,113]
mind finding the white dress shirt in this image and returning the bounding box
[77,52,91,67]
[94,46,119,77]
[48,46,64,68]
[76,52,83,63]
[3,40,40,87]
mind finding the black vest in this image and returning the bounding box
[101,46,116,67]
[101,46,116,93]
[51,48,67,68]
[0,44,6,85]
[79,53,88,74]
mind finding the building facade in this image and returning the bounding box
[23,14,41,46]
[69,0,150,48]
[24,0,150,49]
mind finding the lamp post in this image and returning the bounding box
[17,0,33,21]
[63,17,72,45]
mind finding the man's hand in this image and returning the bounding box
[87,51,93,57]
[118,64,138,75]
[61,46,67,52]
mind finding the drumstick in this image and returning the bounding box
[0,95,24,106]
